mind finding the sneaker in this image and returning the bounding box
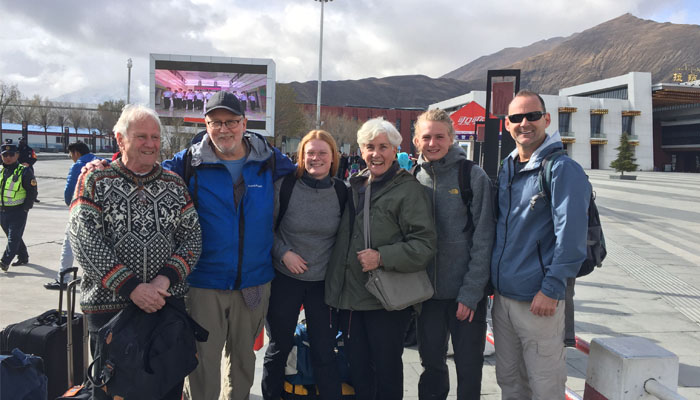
[0,261,8,272]
[44,280,67,290]
[12,258,29,266]
[34,199,40,203]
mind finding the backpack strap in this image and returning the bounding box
[458,159,475,232]
[332,178,348,214]
[275,173,297,231]
[181,147,199,207]
[529,149,567,210]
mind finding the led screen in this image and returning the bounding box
[150,56,274,134]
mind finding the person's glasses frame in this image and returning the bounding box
[506,111,547,123]
[206,119,243,130]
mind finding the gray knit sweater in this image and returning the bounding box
[414,145,495,309]
[272,174,343,281]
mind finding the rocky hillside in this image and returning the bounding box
[288,14,700,107]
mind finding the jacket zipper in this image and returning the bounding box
[430,164,438,291]
[495,161,515,294]
[536,240,545,276]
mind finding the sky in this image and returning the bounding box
[1,0,699,105]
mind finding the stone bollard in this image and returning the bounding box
[584,336,679,400]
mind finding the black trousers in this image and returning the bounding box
[262,272,341,400]
[338,307,412,400]
[0,206,28,265]
[417,298,488,400]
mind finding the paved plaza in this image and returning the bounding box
[1,157,699,399]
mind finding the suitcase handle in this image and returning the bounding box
[58,267,79,318]
[66,278,82,388]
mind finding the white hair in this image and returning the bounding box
[113,104,162,138]
[356,117,402,147]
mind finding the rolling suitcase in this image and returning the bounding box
[58,278,107,400]
[0,268,84,400]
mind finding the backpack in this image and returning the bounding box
[530,149,606,277]
[275,173,348,231]
[412,158,475,232]
[87,300,208,400]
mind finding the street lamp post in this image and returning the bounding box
[314,0,332,129]
[127,58,133,104]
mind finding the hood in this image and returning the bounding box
[506,130,563,171]
[416,144,467,169]
[189,131,273,166]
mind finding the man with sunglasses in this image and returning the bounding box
[163,91,295,400]
[491,90,590,399]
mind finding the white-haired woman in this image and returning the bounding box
[325,118,436,400]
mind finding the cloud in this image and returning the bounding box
[0,0,694,104]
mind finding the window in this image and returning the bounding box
[395,118,401,131]
[590,114,602,136]
[56,137,63,144]
[621,116,634,136]
[558,112,571,134]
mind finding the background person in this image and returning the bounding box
[69,105,202,399]
[325,117,436,400]
[0,140,37,272]
[44,141,98,290]
[262,130,344,400]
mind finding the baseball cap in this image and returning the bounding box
[205,91,244,116]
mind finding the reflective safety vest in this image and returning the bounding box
[1,165,27,207]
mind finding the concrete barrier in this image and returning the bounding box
[584,336,682,400]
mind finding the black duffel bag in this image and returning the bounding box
[88,298,208,400]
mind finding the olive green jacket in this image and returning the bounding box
[325,167,437,311]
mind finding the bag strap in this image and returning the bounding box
[363,179,371,250]
[458,159,475,232]
[529,149,567,210]
[275,173,296,231]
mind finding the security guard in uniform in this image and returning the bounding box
[0,140,37,272]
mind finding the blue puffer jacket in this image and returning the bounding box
[64,153,99,206]
[491,131,590,302]
[163,132,295,290]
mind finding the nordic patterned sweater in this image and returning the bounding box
[69,159,202,314]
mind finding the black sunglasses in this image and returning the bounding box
[507,111,546,123]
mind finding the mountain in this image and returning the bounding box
[441,36,571,82]
[288,14,700,107]
[502,13,700,94]
[286,75,475,109]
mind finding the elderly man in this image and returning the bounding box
[0,140,37,271]
[412,109,495,400]
[491,90,590,399]
[70,105,202,399]
[163,91,295,400]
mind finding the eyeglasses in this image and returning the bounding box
[206,119,242,130]
[507,111,546,123]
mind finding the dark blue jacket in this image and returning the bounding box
[163,132,295,290]
[491,131,590,302]
[64,153,99,206]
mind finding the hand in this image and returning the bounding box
[21,162,30,167]
[281,251,308,274]
[129,282,170,313]
[456,302,475,322]
[81,159,110,174]
[150,275,171,292]
[357,249,381,272]
[529,290,558,317]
